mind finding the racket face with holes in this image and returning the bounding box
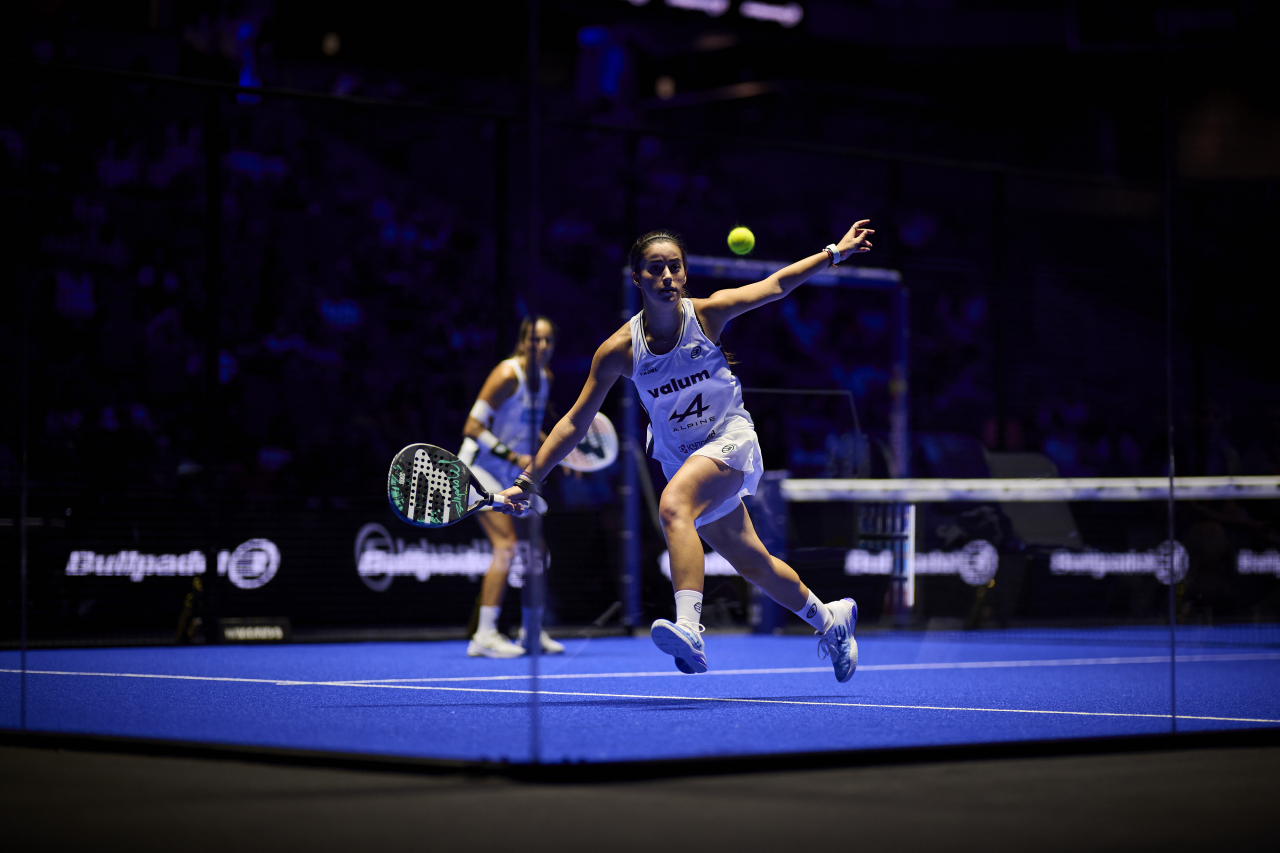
[387,444,497,528]
[562,412,619,473]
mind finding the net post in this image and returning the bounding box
[620,267,642,630]
[890,282,912,621]
[890,283,910,480]
[905,503,916,609]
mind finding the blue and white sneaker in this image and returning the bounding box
[817,598,858,683]
[650,619,708,674]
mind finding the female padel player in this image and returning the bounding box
[459,316,565,658]
[497,222,874,679]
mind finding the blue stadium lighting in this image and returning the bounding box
[320,298,362,328]
[740,1,804,28]
[578,26,609,48]
[600,44,625,96]
[218,350,237,384]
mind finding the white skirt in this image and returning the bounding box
[659,423,764,529]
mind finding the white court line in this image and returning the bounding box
[334,652,1280,684]
[314,681,1280,725]
[4,658,1280,725]
[0,669,314,687]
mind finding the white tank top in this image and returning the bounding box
[489,357,549,457]
[630,298,752,467]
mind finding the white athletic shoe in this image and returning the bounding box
[467,629,526,659]
[650,619,708,674]
[518,628,566,655]
[817,598,859,683]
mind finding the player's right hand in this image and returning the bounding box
[495,485,531,516]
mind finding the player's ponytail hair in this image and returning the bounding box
[629,229,689,298]
[510,314,558,359]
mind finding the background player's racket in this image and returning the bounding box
[388,444,526,528]
[561,412,619,473]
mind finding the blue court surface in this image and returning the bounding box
[3,629,1278,764]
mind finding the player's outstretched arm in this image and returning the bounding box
[698,220,873,338]
[494,328,631,512]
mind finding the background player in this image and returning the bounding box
[458,316,565,658]
[497,222,874,680]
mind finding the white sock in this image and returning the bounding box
[477,605,500,635]
[673,589,703,627]
[794,592,832,633]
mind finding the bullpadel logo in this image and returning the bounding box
[64,539,280,590]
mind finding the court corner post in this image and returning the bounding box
[619,267,643,631]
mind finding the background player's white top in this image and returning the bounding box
[488,357,549,459]
[630,298,752,468]
[459,357,550,487]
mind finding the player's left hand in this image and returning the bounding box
[836,219,874,256]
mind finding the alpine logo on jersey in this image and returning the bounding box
[646,369,711,398]
[639,362,658,376]
[669,393,710,424]
[690,345,702,359]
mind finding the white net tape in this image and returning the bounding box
[781,476,1280,503]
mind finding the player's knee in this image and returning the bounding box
[658,493,693,530]
[490,534,518,561]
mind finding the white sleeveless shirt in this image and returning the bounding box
[460,356,549,485]
[630,298,753,468]
[489,357,549,458]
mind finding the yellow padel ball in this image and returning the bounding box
[727,226,755,256]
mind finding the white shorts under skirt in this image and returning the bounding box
[659,424,764,529]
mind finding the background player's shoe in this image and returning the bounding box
[467,629,526,658]
[650,619,707,674]
[518,627,566,654]
[817,598,858,682]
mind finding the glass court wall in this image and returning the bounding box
[3,58,1277,764]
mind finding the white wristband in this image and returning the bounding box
[825,243,845,266]
[476,430,500,451]
[469,399,495,425]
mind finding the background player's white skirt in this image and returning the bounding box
[660,423,764,529]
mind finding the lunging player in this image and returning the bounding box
[497,223,874,680]
[458,316,565,658]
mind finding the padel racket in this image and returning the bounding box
[388,444,524,528]
[561,412,619,473]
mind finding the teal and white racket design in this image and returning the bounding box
[388,444,523,528]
